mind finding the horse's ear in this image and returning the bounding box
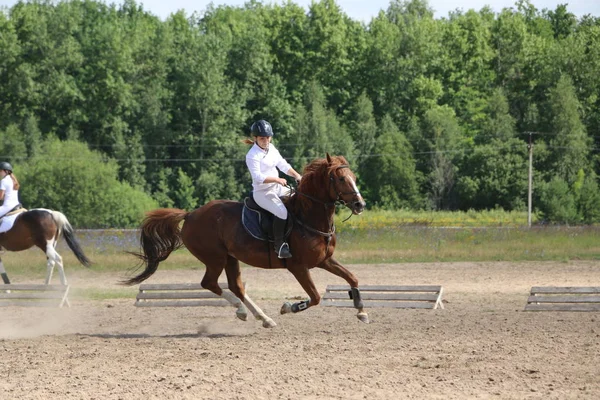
[326,153,332,164]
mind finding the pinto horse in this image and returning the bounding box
[0,209,91,285]
[125,154,368,327]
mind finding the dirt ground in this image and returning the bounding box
[0,261,599,399]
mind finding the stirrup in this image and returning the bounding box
[276,243,292,259]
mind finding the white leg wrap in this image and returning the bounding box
[220,290,248,321]
[242,294,276,328]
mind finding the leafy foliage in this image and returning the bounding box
[1,0,599,225]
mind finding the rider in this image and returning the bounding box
[0,161,21,233]
[245,120,302,259]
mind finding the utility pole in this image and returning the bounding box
[527,132,533,228]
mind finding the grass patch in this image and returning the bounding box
[2,225,600,280]
[334,226,600,263]
[334,209,533,230]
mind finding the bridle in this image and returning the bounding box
[291,165,361,256]
[328,165,361,206]
[293,165,359,207]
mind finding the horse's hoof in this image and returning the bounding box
[262,318,277,328]
[280,302,292,315]
[357,312,369,324]
[236,311,248,321]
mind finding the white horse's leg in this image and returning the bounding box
[45,259,55,285]
[242,294,277,328]
[45,239,68,286]
[55,252,67,286]
[0,259,10,284]
[220,290,248,321]
[44,240,57,285]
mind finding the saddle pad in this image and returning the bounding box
[242,205,269,241]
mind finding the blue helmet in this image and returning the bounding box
[251,120,274,137]
[0,161,13,172]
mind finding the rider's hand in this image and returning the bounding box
[277,177,288,186]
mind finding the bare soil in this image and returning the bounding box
[1,261,599,399]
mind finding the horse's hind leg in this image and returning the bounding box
[0,259,10,284]
[221,256,248,321]
[224,256,276,328]
[197,257,261,325]
[54,252,67,286]
[44,240,67,286]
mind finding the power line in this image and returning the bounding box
[4,142,598,163]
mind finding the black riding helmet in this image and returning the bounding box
[0,161,13,173]
[251,120,274,137]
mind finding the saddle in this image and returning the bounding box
[242,197,293,242]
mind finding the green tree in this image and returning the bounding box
[545,75,590,185]
[421,106,463,209]
[578,173,600,223]
[18,138,157,228]
[537,176,578,224]
[456,138,527,210]
[345,92,377,177]
[476,88,516,144]
[361,115,420,208]
[546,4,576,40]
[290,81,355,168]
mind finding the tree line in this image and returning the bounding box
[1,0,600,227]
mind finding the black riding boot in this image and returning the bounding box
[273,216,292,259]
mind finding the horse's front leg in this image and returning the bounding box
[317,257,369,324]
[280,266,320,316]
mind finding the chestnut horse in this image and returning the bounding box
[0,209,91,285]
[125,154,368,327]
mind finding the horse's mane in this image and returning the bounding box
[287,155,350,215]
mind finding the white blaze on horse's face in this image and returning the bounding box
[335,169,365,215]
[347,175,365,215]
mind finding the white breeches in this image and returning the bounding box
[0,214,18,233]
[0,203,18,218]
[252,184,291,220]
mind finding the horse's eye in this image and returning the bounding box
[339,177,345,182]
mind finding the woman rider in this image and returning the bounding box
[245,120,302,259]
[0,161,21,234]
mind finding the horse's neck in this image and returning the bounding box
[293,193,335,232]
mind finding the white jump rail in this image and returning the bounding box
[0,284,70,308]
[134,282,244,308]
[525,286,600,311]
[322,285,444,309]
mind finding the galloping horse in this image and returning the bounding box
[125,154,368,327]
[0,209,92,285]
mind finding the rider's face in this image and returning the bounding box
[255,136,271,149]
[0,170,7,178]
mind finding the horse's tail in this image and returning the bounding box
[51,210,92,268]
[122,208,188,286]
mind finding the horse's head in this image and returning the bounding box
[326,154,366,215]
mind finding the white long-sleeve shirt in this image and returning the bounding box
[246,143,292,192]
[0,175,20,217]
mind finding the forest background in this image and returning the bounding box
[1,0,600,228]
